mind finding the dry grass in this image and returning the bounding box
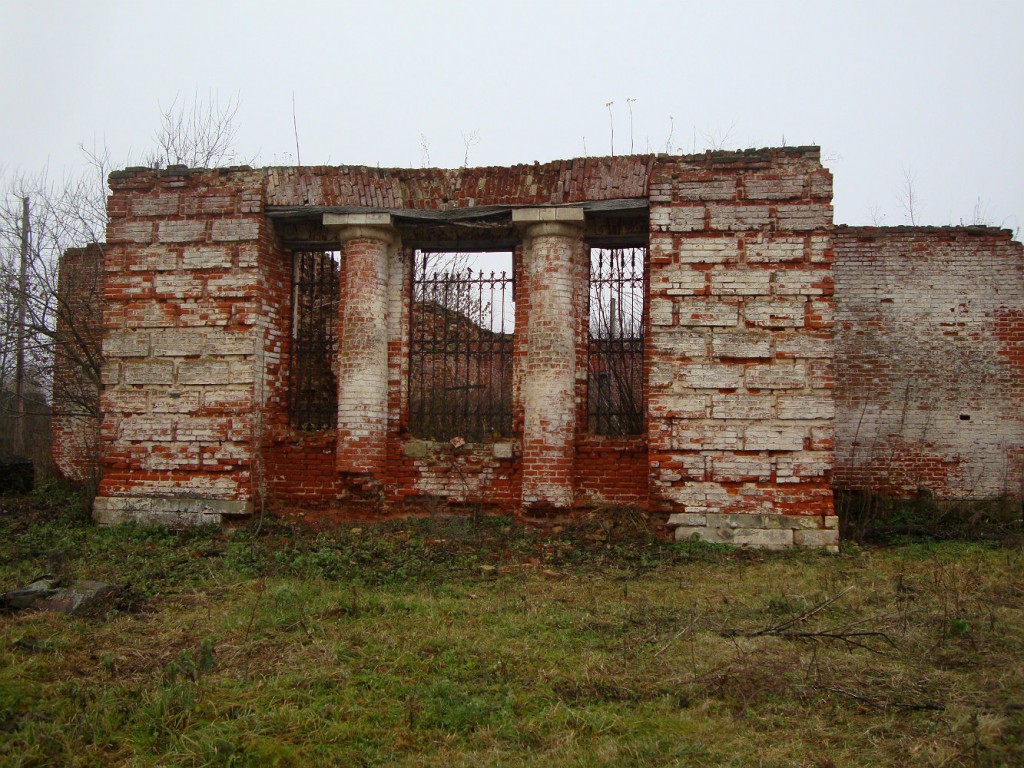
[1,490,1022,766]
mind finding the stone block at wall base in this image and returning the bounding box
[93,496,252,527]
[670,512,839,552]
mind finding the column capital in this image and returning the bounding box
[511,206,585,225]
[512,207,585,240]
[323,212,399,246]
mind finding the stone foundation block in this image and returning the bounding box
[666,512,707,527]
[94,496,251,527]
[670,512,840,550]
[794,528,840,552]
[675,525,794,550]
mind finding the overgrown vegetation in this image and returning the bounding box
[1,487,1022,766]
[836,488,1024,545]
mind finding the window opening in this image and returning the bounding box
[289,250,339,430]
[588,246,646,435]
[409,251,514,442]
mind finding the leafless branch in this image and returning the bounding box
[150,90,245,169]
[701,120,737,152]
[462,130,480,168]
[809,685,944,712]
[718,587,899,655]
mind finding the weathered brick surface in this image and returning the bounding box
[265,157,655,209]
[575,435,649,506]
[334,232,393,478]
[833,226,1024,499]
[92,167,267,520]
[54,150,897,548]
[646,148,837,536]
[517,219,584,509]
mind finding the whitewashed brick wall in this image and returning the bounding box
[834,226,1024,499]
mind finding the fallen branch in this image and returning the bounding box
[811,685,944,712]
[654,614,701,657]
[718,586,896,653]
[767,586,855,635]
[772,629,898,655]
[720,586,854,637]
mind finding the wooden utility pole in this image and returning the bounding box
[13,196,29,455]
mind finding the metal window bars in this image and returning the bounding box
[408,251,514,442]
[288,251,339,430]
[588,246,646,435]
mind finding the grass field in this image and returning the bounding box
[1,487,1022,766]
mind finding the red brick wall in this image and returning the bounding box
[87,152,843,546]
[833,226,1024,499]
[265,158,654,209]
[74,151,1021,541]
[52,245,103,483]
[263,238,523,512]
[263,160,659,513]
[94,166,267,519]
[575,435,648,506]
[645,148,837,543]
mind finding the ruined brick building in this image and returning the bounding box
[51,148,1024,549]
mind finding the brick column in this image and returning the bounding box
[324,213,400,479]
[513,208,585,510]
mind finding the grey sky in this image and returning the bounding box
[2,0,1021,231]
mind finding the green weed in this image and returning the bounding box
[1,499,1023,765]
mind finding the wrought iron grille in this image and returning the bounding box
[588,246,646,435]
[409,251,514,442]
[289,251,339,430]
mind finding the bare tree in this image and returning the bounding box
[0,93,246,477]
[419,134,431,168]
[964,197,991,226]
[0,169,105,388]
[0,166,105,470]
[461,130,480,168]
[898,168,919,226]
[147,91,245,168]
[701,120,737,152]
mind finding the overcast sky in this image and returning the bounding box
[2,0,1021,231]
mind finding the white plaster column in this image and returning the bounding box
[324,213,400,479]
[513,207,585,510]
